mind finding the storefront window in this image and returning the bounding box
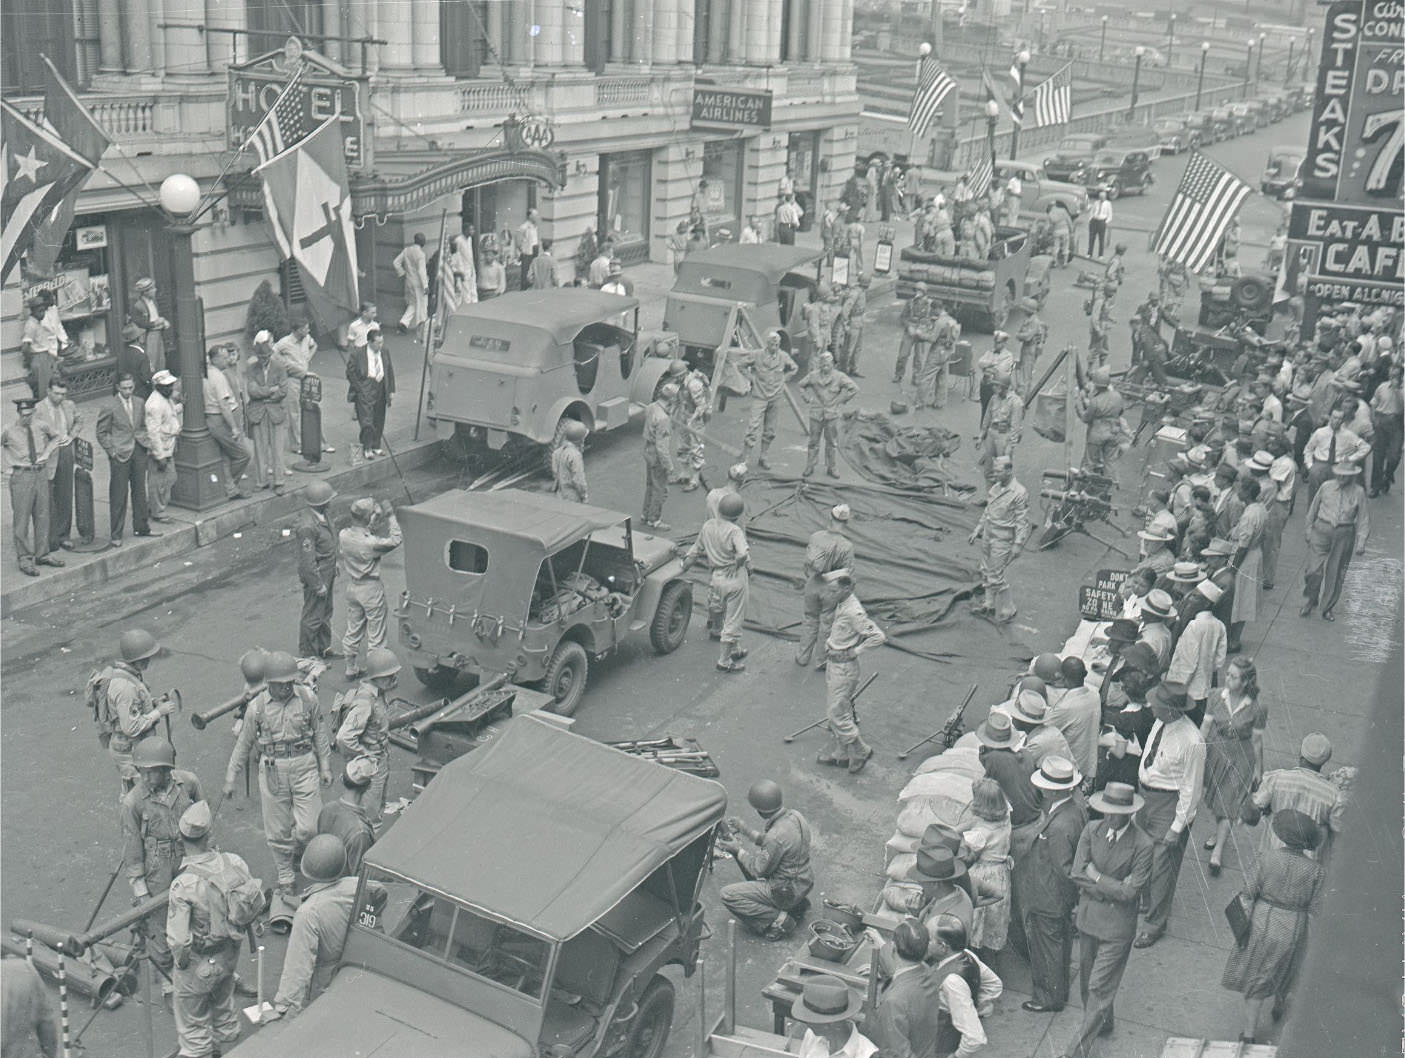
[787,132,820,218]
[20,219,114,363]
[599,151,651,261]
[700,141,744,240]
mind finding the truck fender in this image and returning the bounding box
[630,354,674,408]
[546,398,595,443]
[629,565,689,634]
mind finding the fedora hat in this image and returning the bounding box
[791,975,863,1024]
[974,707,1017,749]
[1006,689,1047,725]
[1166,561,1204,585]
[121,322,143,342]
[1136,526,1175,544]
[1104,618,1140,644]
[1200,537,1234,558]
[1089,781,1143,815]
[919,822,964,857]
[1140,589,1177,620]
[1246,450,1274,472]
[1030,754,1082,791]
[913,846,968,883]
[1149,680,1192,712]
[1331,461,1361,476]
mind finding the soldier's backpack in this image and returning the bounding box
[84,668,118,747]
[188,855,266,940]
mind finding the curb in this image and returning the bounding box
[1,437,444,618]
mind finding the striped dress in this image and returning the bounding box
[1222,847,1323,999]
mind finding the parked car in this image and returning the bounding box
[1261,146,1305,199]
[397,489,693,712]
[1184,111,1215,146]
[1042,133,1111,183]
[991,160,1090,219]
[1155,117,1194,154]
[1226,103,1257,136]
[1085,149,1155,199]
[230,713,726,1058]
[1261,93,1289,122]
[1240,99,1270,128]
[1210,106,1237,140]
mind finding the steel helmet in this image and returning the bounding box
[239,648,270,685]
[1115,243,1127,255]
[365,647,403,680]
[305,480,336,508]
[1030,652,1062,683]
[1090,366,1112,387]
[299,834,348,883]
[562,420,588,443]
[132,737,176,770]
[119,629,160,664]
[659,382,680,400]
[263,651,300,683]
[1018,675,1047,700]
[667,359,689,377]
[747,780,783,814]
[719,494,745,520]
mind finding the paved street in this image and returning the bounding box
[2,113,1399,1058]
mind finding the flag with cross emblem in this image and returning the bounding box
[256,115,359,326]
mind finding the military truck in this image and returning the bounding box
[231,714,726,1058]
[896,226,1048,331]
[395,489,692,715]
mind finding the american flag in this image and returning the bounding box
[908,58,957,140]
[968,150,994,200]
[1030,62,1073,127]
[1152,151,1252,273]
[245,69,307,167]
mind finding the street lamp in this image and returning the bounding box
[1285,38,1295,84]
[1010,48,1031,160]
[1245,37,1255,97]
[159,174,226,512]
[985,98,1000,166]
[1167,13,1176,68]
[1196,41,1210,109]
[1257,32,1266,83]
[1130,46,1145,119]
[1099,16,1108,62]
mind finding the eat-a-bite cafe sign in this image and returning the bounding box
[691,87,774,130]
[1288,202,1405,306]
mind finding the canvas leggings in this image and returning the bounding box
[260,753,323,889]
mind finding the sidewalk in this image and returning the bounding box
[0,219,905,617]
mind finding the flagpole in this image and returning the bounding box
[413,208,450,442]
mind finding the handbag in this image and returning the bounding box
[1224,892,1252,947]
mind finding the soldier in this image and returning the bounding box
[803,286,836,364]
[121,737,201,1000]
[842,276,870,377]
[296,481,339,660]
[716,780,814,939]
[795,504,856,668]
[316,757,377,876]
[336,647,399,825]
[1104,243,1128,292]
[643,382,677,532]
[1015,299,1048,396]
[742,330,798,469]
[976,332,1016,422]
[896,282,936,385]
[968,456,1030,624]
[1088,282,1116,367]
[339,498,402,681]
[269,835,359,1019]
[829,284,851,372]
[799,353,858,479]
[917,300,961,410]
[681,493,751,673]
[222,651,332,903]
[92,629,178,795]
[672,360,711,492]
[706,462,748,522]
[977,373,1024,486]
[551,420,589,503]
[1077,367,1127,476]
[820,570,886,774]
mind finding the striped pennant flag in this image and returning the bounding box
[246,68,307,167]
[1030,62,1073,128]
[908,58,958,140]
[1152,151,1252,274]
[968,150,994,201]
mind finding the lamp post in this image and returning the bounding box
[1010,48,1030,160]
[1129,45,1145,119]
[160,174,226,512]
[1196,41,1210,109]
[1167,13,1176,68]
[1304,27,1314,82]
[1245,38,1255,98]
[985,98,999,167]
[1099,15,1108,62]
[1285,38,1295,84]
[1257,33,1266,84]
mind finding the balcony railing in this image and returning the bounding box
[10,92,159,136]
[594,76,653,108]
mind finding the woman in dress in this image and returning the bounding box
[1201,656,1266,876]
[959,778,1012,955]
[1228,475,1267,649]
[1222,809,1324,1043]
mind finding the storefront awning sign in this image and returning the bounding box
[691,88,773,130]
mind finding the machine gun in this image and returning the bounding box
[1036,468,1129,555]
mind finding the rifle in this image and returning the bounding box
[897,683,979,760]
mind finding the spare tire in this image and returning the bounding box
[1231,275,1273,313]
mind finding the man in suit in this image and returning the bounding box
[1013,755,1088,1013]
[871,917,942,1058]
[346,327,394,464]
[1057,782,1154,1058]
[115,322,153,400]
[33,377,92,551]
[95,375,159,546]
[2,397,62,576]
[127,277,169,373]
[244,331,289,494]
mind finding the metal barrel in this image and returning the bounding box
[191,687,260,730]
[1,936,119,1004]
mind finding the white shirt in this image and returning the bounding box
[776,200,803,227]
[1304,424,1368,468]
[1090,199,1113,222]
[739,225,761,244]
[347,318,376,351]
[1166,611,1227,701]
[1137,714,1206,834]
[1005,176,1022,198]
[1261,392,1283,423]
[365,345,385,383]
[393,244,427,288]
[145,391,182,459]
[517,218,539,255]
[795,1025,877,1058]
[933,950,1003,1056]
[1271,455,1297,502]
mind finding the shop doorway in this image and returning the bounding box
[461,180,538,289]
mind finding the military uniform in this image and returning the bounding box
[642,400,674,526]
[1015,313,1047,394]
[316,799,375,875]
[720,808,814,935]
[166,848,255,1057]
[337,684,392,824]
[1078,386,1126,475]
[1088,294,1114,363]
[296,507,338,657]
[917,309,961,409]
[743,345,797,465]
[674,369,710,487]
[338,511,402,672]
[272,876,358,1016]
[978,392,1024,483]
[684,517,751,648]
[121,769,202,974]
[99,663,164,793]
[803,298,837,361]
[841,286,867,375]
[896,293,936,383]
[973,477,1030,622]
[226,687,330,890]
[799,367,859,478]
[795,528,855,667]
[551,442,587,503]
[823,592,886,767]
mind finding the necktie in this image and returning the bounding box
[26,425,37,465]
[1144,721,1165,768]
[1328,430,1336,465]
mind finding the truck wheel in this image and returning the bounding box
[650,582,693,654]
[542,640,589,717]
[414,665,461,693]
[625,977,675,1058]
